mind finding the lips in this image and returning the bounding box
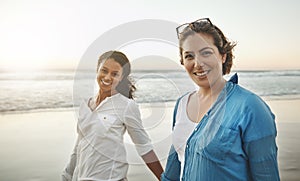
[101,80,112,86]
[193,70,210,77]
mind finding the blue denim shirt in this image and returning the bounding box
[161,75,280,181]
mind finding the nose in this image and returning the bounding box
[194,55,205,67]
[104,73,112,80]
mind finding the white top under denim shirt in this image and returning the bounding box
[162,74,280,181]
[62,93,153,181]
[172,93,197,179]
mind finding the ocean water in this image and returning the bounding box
[1,69,300,113]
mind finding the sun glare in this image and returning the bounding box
[2,59,48,72]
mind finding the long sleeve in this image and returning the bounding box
[161,145,181,181]
[124,100,153,156]
[243,135,280,181]
[62,135,80,181]
[241,94,280,180]
[161,96,184,181]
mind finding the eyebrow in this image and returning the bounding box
[183,47,214,54]
[101,66,121,73]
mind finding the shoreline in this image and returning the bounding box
[0,99,300,180]
[1,95,300,115]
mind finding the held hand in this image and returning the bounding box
[141,150,164,180]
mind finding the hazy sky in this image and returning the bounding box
[0,0,299,71]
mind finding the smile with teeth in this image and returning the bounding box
[101,80,112,86]
[194,70,209,77]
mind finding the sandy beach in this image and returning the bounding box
[0,99,299,181]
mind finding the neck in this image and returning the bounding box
[198,78,226,99]
[96,89,118,106]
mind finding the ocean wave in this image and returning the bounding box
[1,70,300,113]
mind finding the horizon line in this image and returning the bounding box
[1,68,300,73]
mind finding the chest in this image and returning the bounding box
[186,95,214,123]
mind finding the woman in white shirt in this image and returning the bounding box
[62,51,163,181]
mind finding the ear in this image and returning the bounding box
[222,54,227,63]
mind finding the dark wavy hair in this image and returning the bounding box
[97,51,136,99]
[179,21,236,75]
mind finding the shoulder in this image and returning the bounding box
[229,84,267,108]
[118,95,140,116]
[172,91,194,128]
[125,96,138,108]
[177,91,194,104]
[230,83,254,100]
[78,98,92,115]
[230,85,276,141]
[228,84,274,120]
[235,85,272,112]
[173,91,193,115]
[113,93,136,106]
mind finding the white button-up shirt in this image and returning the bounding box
[62,93,153,181]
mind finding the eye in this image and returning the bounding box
[184,53,194,60]
[200,50,213,57]
[111,72,120,77]
[100,69,108,74]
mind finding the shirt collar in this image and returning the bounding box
[228,73,238,84]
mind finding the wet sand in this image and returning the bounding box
[0,99,299,181]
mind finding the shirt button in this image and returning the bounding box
[194,128,198,131]
[186,144,189,148]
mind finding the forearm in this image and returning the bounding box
[142,150,164,180]
[62,153,76,181]
[245,135,280,180]
[62,135,80,180]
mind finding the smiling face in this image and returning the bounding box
[97,58,123,96]
[181,33,226,89]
